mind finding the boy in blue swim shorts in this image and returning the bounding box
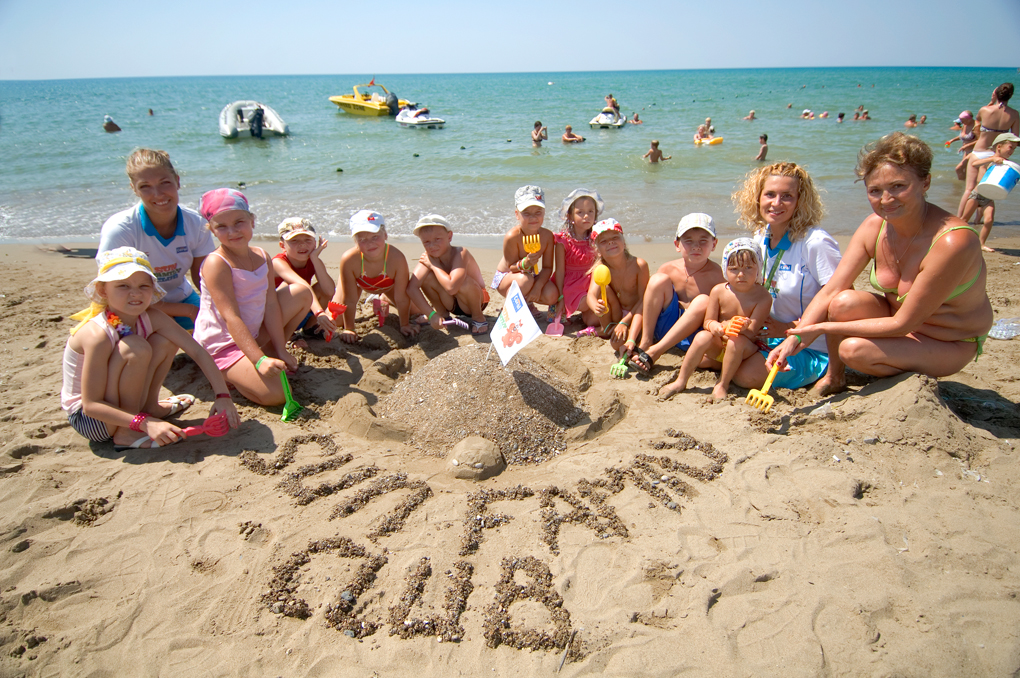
[630,213,725,373]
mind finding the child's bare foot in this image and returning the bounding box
[982,245,995,253]
[656,381,687,401]
[810,374,846,397]
[711,383,729,401]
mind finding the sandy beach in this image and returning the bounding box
[1,235,1019,677]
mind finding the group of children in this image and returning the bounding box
[62,147,783,451]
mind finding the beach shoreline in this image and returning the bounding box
[1,239,1019,676]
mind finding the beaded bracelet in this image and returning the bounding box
[129,413,150,433]
[215,393,231,400]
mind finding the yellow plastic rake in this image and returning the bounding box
[522,234,541,274]
[745,362,780,413]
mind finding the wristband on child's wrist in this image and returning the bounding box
[215,393,231,400]
[130,413,150,432]
[428,310,437,319]
[255,356,267,370]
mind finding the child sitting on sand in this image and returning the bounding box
[194,189,310,407]
[98,148,216,330]
[272,218,336,338]
[409,214,490,334]
[492,185,559,311]
[552,188,603,328]
[643,140,671,163]
[657,238,772,402]
[960,132,1019,253]
[330,210,425,341]
[631,213,725,375]
[62,247,239,450]
[586,218,649,355]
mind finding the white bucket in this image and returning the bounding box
[976,160,1020,200]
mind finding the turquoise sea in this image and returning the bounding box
[1,67,1017,246]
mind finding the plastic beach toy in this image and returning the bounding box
[745,362,780,413]
[724,316,748,339]
[976,160,1020,201]
[181,411,230,438]
[609,356,629,379]
[372,297,389,327]
[280,372,303,422]
[546,306,564,336]
[522,234,541,274]
[592,264,611,309]
[323,301,347,342]
[443,317,469,330]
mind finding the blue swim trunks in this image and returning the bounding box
[173,289,201,331]
[760,338,829,390]
[654,290,698,351]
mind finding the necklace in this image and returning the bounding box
[681,258,710,284]
[891,202,929,265]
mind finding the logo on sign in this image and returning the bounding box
[510,294,524,313]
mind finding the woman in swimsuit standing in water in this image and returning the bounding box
[768,133,993,396]
[958,83,1019,217]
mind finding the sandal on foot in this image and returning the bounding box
[113,435,161,452]
[161,394,195,418]
[470,319,489,335]
[628,350,654,375]
[577,326,599,337]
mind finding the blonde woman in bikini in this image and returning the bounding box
[328,210,430,342]
[769,133,993,396]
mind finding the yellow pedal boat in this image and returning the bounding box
[329,82,410,116]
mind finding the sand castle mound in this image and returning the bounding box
[377,344,590,465]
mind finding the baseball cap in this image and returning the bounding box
[413,214,451,235]
[591,218,623,239]
[277,218,318,243]
[514,185,545,211]
[350,210,385,235]
[675,213,717,240]
[993,132,1020,147]
[200,188,249,221]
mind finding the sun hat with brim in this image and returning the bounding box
[992,132,1020,147]
[413,214,451,235]
[350,210,385,235]
[200,188,249,221]
[84,247,167,305]
[559,188,605,223]
[591,218,623,239]
[721,238,765,283]
[675,212,717,240]
[278,218,318,243]
[514,185,545,211]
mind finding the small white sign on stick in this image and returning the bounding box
[490,281,541,366]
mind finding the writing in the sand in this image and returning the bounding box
[240,431,725,652]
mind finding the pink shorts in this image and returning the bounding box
[210,343,246,371]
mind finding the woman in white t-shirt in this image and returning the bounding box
[730,162,842,390]
[97,149,216,331]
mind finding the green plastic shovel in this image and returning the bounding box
[280,372,303,422]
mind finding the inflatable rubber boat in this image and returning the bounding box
[219,101,289,138]
[589,108,626,129]
[395,106,445,129]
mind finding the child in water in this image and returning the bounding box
[62,247,239,450]
[272,218,336,338]
[330,210,427,341]
[644,140,671,163]
[586,218,649,354]
[492,185,559,311]
[194,189,310,406]
[98,148,216,330]
[657,238,772,402]
[552,189,603,328]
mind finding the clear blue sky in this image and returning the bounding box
[2,0,1019,80]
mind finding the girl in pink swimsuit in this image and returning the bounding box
[553,188,604,328]
[194,189,311,407]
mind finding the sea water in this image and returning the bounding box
[1,67,1017,245]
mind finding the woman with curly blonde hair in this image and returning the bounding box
[730,161,842,390]
[768,134,992,396]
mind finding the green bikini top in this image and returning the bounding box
[869,221,981,303]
